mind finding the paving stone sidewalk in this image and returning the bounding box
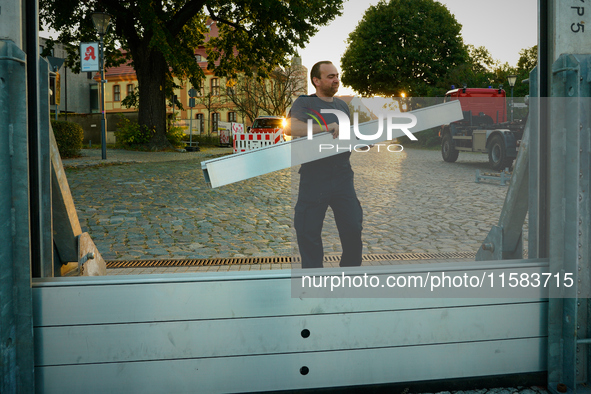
[63,146,526,263]
[62,146,233,168]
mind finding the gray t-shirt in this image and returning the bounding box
[289,94,352,175]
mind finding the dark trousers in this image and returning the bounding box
[294,169,363,268]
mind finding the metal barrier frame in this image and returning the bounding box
[33,260,549,393]
[5,0,591,392]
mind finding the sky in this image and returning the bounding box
[299,0,538,95]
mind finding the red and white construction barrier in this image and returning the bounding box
[233,128,284,153]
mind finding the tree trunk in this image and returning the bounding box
[134,46,171,150]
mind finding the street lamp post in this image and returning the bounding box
[92,12,112,160]
[507,74,517,122]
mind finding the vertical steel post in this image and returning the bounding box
[25,0,42,277]
[24,0,52,278]
[0,39,35,393]
[544,1,591,391]
[531,0,550,260]
[38,57,54,277]
[99,35,107,160]
[1,0,52,388]
[547,53,591,393]
[528,66,540,258]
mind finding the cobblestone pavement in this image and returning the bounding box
[64,146,526,263]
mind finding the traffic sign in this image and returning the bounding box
[47,56,64,72]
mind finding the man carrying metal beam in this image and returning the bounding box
[286,61,363,269]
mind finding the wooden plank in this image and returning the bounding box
[50,122,82,263]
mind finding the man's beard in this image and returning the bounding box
[321,83,339,97]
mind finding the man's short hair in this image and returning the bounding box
[310,61,333,88]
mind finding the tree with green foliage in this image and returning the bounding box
[513,45,537,97]
[437,45,497,92]
[40,0,344,149]
[482,45,536,99]
[442,45,537,96]
[517,45,537,73]
[340,0,468,100]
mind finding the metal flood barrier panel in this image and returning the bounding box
[201,101,463,188]
[33,259,548,393]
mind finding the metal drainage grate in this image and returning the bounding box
[106,251,476,269]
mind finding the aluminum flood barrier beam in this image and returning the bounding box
[33,258,549,393]
[201,100,463,188]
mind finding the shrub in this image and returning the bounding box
[166,113,187,148]
[51,120,83,158]
[167,125,186,148]
[115,115,153,147]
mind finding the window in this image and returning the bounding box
[189,86,204,97]
[195,54,205,62]
[193,85,204,97]
[113,85,121,101]
[50,75,57,106]
[90,85,99,113]
[212,112,220,132]
[196,113,205,133]
[211,78,219,96]
[228,112,237,122]
[127,84,134,97]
